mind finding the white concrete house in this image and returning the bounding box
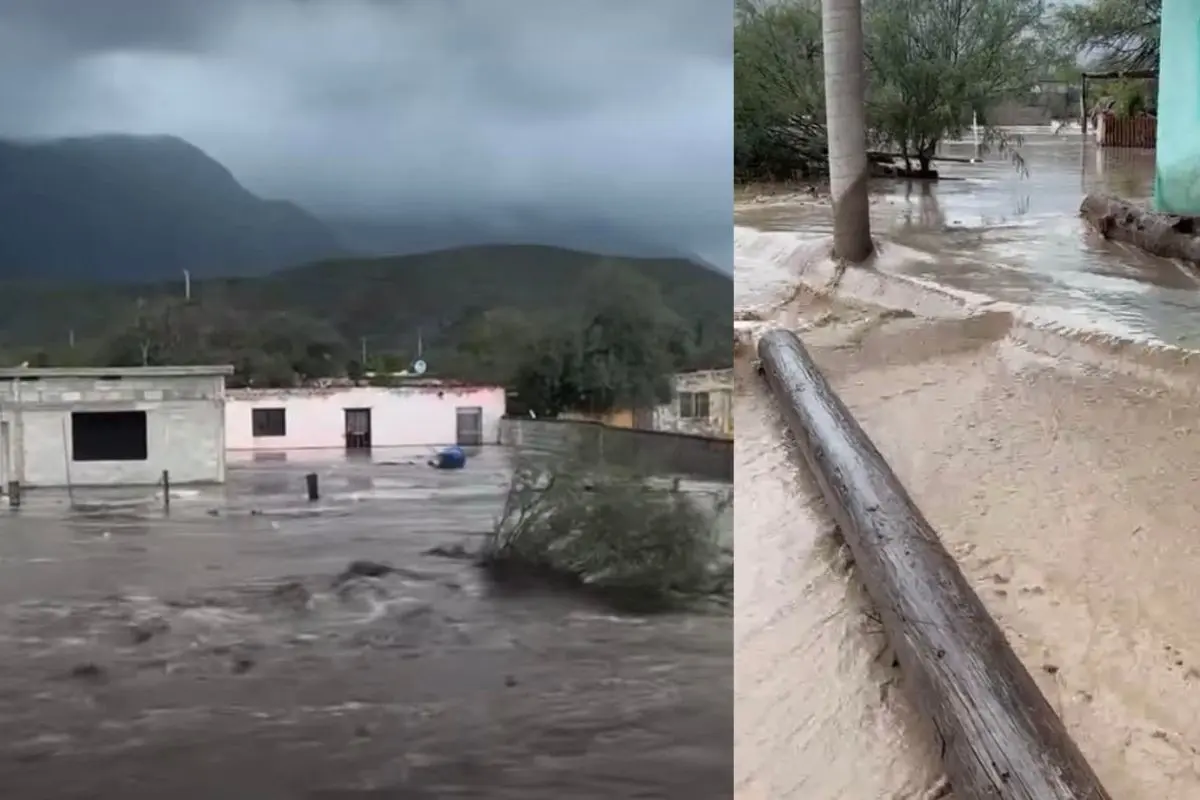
[654,369,733,438]
[224,383,506,452]
[0,365,234,489]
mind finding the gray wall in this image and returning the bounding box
[0,373,226,488]
[500,417,732,481]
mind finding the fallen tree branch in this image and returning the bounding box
[756,329,1111,800]
[1080,193,1200,264]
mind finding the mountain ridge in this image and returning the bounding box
[0,133,727,281]
[0,134,353,281]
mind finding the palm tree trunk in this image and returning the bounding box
[820,0,873,262]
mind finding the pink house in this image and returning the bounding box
[224,383,505,452]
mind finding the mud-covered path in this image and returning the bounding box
[735,292,1200,799]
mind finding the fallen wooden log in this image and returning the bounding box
[756,329,1112,800]
[1080,193,1200,264]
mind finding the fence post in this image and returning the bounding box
[161,470,170,512]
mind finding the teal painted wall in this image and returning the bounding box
[1155,0,1200,212]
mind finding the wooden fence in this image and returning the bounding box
[1094,112,1156,149]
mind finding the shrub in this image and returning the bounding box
[481,448,731,611]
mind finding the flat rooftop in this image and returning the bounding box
[0,365,235,379]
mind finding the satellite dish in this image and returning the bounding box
[412,359,428,375]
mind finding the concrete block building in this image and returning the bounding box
[654,369,734,439]
[0,365,234,489]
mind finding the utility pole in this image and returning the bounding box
[360,336,367,366]
[183,269,191,301]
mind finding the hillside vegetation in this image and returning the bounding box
[0,245,731,411]
[0,135,347,282]
[0,134,729,415]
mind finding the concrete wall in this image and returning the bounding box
[0,372,227,488]
[559,408,638,429]
[1155,0,1200,212]
[654,369,734,439]
[500,417,732,481]
[225,385,506,450]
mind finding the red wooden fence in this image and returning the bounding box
[1094,112,1157,149]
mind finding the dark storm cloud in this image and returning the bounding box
[0,0,732,265]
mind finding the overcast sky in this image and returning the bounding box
[0,0,732,266]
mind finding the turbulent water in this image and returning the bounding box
[736,131,1200,799]
[0,450,732,799]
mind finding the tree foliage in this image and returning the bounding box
[1056,0,1160,71]
[865,0,1049,172]
[507,265,695,418]
[483,446,732,611]
[734,0,827,180]
[6,258,709,409]
[734,0,1056,180]
[81,298,350,387]
[735,0,827,181]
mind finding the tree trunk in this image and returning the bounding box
[820,0,873,262]
[1080,194,1200,264]
[756,329,1113,800]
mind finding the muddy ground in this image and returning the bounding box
[735,289,1200,799]
[0,449,732,799]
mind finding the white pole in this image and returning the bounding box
[971,112,981,163]
[183,269,191,301]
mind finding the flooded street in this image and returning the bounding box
[736,131,1200,799]
[0,449,731,799]
[738,130,1200,347]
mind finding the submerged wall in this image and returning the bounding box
[1155,0,1200,213]
[500,417,733,481]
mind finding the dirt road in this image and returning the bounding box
[736,276,1200,798]
[736,131,1200,797]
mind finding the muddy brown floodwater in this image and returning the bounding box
[0,449,731,799]
[737,131,1200,799]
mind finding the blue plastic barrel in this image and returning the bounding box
[430,445,467,470]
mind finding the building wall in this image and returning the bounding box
[500,418,733,482]
[0,373,226,488]
[560,408,636,429]
[225,385,506,450]
[1155,0,1200,212]
[655,369,734,439]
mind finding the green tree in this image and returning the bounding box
[734,0,1053,182]
[1057,0,1160,71]
[511,265,692,417]
[734,0,827,181]
[89,297,351,387]
[442,307,541,385]
[865,0,1048,174]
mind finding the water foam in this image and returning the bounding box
[735,225,1200,392]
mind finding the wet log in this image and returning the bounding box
[1081,193,1200,264]
[756,329,1111,800]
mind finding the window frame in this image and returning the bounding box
[251,407,287,438]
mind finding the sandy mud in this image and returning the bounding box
[736,190,1200,797]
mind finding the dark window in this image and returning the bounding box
[72,411,148,462]
[252,408,287,438]
[678,391,710,419]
